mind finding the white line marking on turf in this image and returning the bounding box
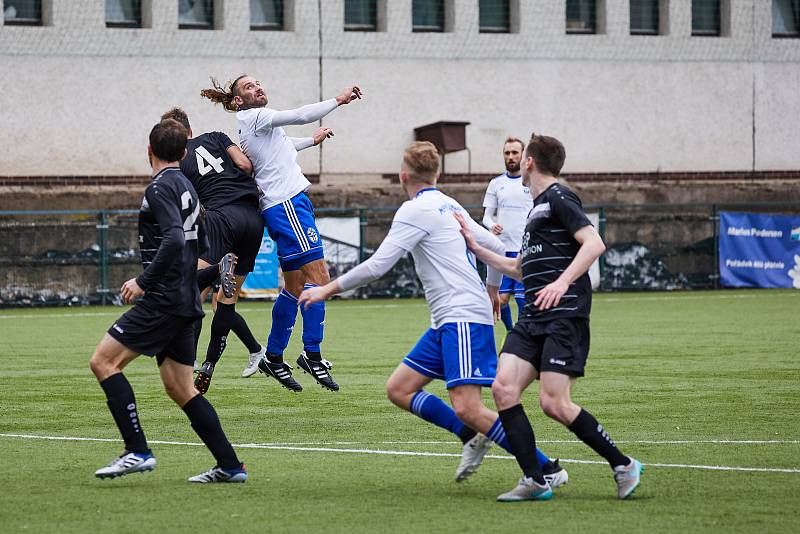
[1,293,794,320]
[0,303,424,320]
[2,433,799,474]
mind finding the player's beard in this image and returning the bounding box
[506,162,520,174]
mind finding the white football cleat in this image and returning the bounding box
[95,451,156,479]
[242,346,265,378]
[455,434,493,482]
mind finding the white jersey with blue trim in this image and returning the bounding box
[236,107,312,211]
[482,172,533,252]
[385,189,496,329]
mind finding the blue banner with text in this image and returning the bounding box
[240,229,280,297]
[719,212,800,289]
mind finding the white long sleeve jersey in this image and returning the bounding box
[482,173,533,252]
[337,188,506,329]
[236,99,337,210]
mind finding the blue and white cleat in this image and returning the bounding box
[614,458,644,499]
[188,464,248,483]
[95,451,156,479]
[496,476,553,502]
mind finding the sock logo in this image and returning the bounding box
[597,424,616,446]
[128,403,141,433]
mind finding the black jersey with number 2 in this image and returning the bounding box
[180,131,258,210]
[135,167,204,319]
[520,183,593,321]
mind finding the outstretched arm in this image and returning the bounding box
[269,86,362,128]
[298,239,406,308]
[454,211,521,281]
[289,128,334,152]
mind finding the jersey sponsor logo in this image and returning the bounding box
[306,227,319,244]
[521,231,543,256]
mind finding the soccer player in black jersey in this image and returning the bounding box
[160,108,266,394]
[89,119,247,483]
[455,133,642,502]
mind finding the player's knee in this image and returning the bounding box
[451,400,476,424]
[539,394,570,423]
[163,381,194,406]
[491,379,521,409]
[385,382,408,409]
[89,352,114,380]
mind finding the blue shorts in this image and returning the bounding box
[499,251,524,298]
[403,322,497,389]
[261,192,324,272]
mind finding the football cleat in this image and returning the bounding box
[218,253,238,299]
[194,361,214,395]
[258,356,303,392]
[542,459,569,489]
[242,346,265,378]
[95,451,156,479]
[455,433,493,482]
[496,476,553,502]
[614,458,643,499]
[188,464,248,483]
[296,351,339,391]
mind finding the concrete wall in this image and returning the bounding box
[1,0,799,178]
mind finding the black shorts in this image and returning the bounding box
[200,198,263,275]
[108,302,200,366]
[500,317,590,377]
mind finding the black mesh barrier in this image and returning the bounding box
[2,202,799,307]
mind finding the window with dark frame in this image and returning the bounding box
[251,0,284,30]
[772,0,800,38]
[106,0,142,28]
[3,0,42,26]
[179,0,214,30]
[412,0,445,33]
[479,0,510,33]
[692,0,721,36]
[345,0,378,31]
[566,0,597,34]
[630,0,659,35]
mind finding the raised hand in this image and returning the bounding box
[313,127,334,146]
[336,85,363,106]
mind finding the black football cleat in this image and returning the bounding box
[258,356,303,392]
[218,253,238,299]
[194,361,215,395]
[296,351,339,392]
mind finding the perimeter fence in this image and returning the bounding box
[1,201,799,307]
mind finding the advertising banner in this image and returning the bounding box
[239,229,280,298]
[719,212,800,289]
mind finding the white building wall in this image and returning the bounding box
[0,0,798,177]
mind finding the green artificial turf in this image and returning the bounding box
[1,290,798,533]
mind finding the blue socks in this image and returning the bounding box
[409,391,551,467]
[410,391,465,436]
[266,289,298,356]
[500,303,513,331]
[515,295,526,321]
[300,283,325,353]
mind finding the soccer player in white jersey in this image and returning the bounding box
[298,142,566,486]
[201,75,362,392]
[482,137,533,331]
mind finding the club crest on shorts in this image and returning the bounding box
[306,227,319,244]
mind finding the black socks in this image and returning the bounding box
[100,373,150,454]
[458,426,478,445]
[498,404,544,483]
[197,265,219,292]
[182,395,240,469]
[567,409,630,468]
[205,302,235,365]
[230,311,261,354]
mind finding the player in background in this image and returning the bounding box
[299,142,566,485]
[201,74,360,392]
[455,132,642,502]
[482,137,532,331]
[89,119,247,483]
[160,108,265,394]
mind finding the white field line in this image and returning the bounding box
[0,292,795,320]
[2,433,799,474]
[0,303,420,320]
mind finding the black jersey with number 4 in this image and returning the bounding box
[135,167,204,319]
[520,183,593,321]
[180,131,258,211]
